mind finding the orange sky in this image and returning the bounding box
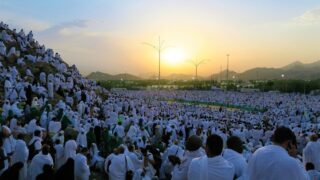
[1,0,320,77]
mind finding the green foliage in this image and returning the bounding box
[252,80,320,93]
[98,79,218,90]
[98,79,320,94]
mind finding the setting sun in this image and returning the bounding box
[163,48,187,66]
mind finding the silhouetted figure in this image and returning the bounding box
[0,162,24,180]
[54,158,74,180]
[36,164,54,180]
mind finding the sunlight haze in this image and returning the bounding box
[1,0,320,77]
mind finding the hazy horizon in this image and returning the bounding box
[1,0,320,76]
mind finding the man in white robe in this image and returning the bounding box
[39,72,46,85]
[306,162,320,180]
[171,135,205,180]
[76,128,88,148]
[47,80,54,99]
[105,150,117,174]
[188,134,235,180]
[40,111,48,129]
[0,138,9,176]
[54,139,64,170]
[4,78,12,100]
[28,130,42,157]
[113,121,125,138]
[74,148,90,180]
[0,41,6,56]
[9,89,18,103]
[19,87,26,101]
[48,118,61,134]
[247,127,308,180]
[12,134,29,180]
[11,102,23,117]
[28,145,53,180]
[2,126,16,158]
[64,139,77,162]
[6,47,19,57]
[303,134,320,171]
[109,146,135,180]
[2,100,11,118]
[160,141,184,179]
[127,145,142,170]
[222,136,248,179]
[1,30,13,42]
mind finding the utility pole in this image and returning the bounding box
[143,36,170,81]
[226,54,230,81]
[220,65,222,82]
[188,58,208,80]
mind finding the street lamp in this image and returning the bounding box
[143,36,171,81]
[188,58,209,80]
[226,54,230,81]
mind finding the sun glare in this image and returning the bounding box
[163,48,186,65]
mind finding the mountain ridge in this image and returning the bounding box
[87,60,320,81]
[87,71,141,81]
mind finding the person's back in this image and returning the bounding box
[109,147,134,180]
[223,149,247,178]
[29,145,53,180]
[306,162,320,180]
[64,139,77,161]
[0,162,23,180]
[36,164,54,180]
[172,135,205,180]
[188,134,235,180]
[74,148,90,180]
[189,155,235,180]
[307,170,320,180]
[127,145,142,171]
[54,158,74,180]
[247,127,308,180]
[303,134,320,171]
[223,136,247,179]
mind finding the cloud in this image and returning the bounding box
[294,7,320,25]
[40,20,92,36]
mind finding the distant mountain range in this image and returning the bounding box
[87,60,320,81]
[87,72,141,81]
[210,60,320,80]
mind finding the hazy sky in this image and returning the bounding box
[1,0,320,77]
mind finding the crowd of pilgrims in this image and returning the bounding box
[0,21,320,180]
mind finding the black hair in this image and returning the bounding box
[128,145,134,152]
[206,134,223,156]
[17,133,25,140]
[55,139,61,145]
[227,136,243,153]
[306,162,315,171]
[271,126,296,144]
[42,144,50,155]
[34,130,41,137]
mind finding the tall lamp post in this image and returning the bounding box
[226,54,230,81]
[143,36,171,81]
[188,58,209,80]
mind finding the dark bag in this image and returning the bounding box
[28,139,39,160]
[125,156,133,180]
